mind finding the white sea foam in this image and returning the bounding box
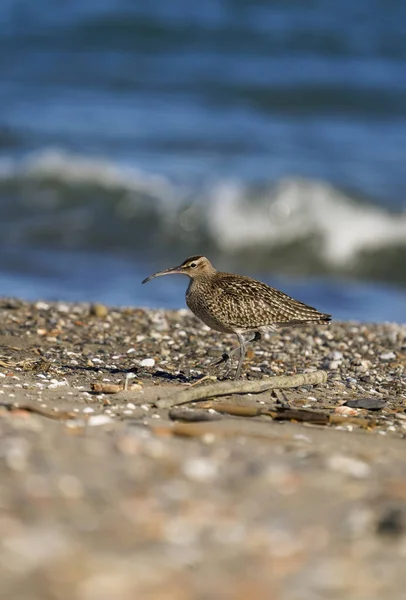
[0,148,174,200]
[207,178,406,265]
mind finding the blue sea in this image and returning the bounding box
[0,0,405,322]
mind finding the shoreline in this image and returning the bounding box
[0,298,405,598]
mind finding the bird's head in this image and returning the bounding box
[142,255,215,284]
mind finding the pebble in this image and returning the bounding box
[140,358,155,368]
[183,458,218,482]
[4,438,30,471]
[48,379,69,388]
[89,303,108,318]
[345,398,386,410]
[380,351,396,361]
[327,454,371,478]
[87,415,114,426]
[334,406,359,416]
[56,302,70,313]
[35,301,50,310]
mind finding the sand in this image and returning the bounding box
[0,298,405,599]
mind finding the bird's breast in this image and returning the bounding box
[186,282,233,333]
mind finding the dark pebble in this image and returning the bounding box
[345,398,387,411]
[376,508,404,537]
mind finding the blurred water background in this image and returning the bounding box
[0,0,405,322]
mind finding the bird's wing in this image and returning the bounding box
[214,275,330,329]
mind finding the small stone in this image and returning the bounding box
[327,454,371,478]
[87,415,114,426]
[140,358,155,368]
[130,383,143,391]
[56,303,70,313]
[376,508,404,537]
[380,351,396,361]
[4,438,30,471]
[328,360,341,370]
[345,398,386,411]
[183,458,218,482]
[35,301,50,311]
[334,406,359,416]
[90,303,108,318]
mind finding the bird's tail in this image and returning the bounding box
[276,313,331,328]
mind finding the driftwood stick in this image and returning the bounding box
[0,402,76,421]
[155,370,327,409]
[168,407,224,422]
[148,419,290,441]
[168,402,375,430]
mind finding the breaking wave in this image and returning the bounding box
[1,149,406,285]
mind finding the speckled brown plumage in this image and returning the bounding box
[142,255,331,378]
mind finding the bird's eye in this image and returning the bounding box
[190,262,197,268]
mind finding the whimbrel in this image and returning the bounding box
[142,256,331,379]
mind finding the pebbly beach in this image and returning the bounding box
[3,0,406,597]
[0,298,405,599]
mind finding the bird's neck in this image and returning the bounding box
[186,273,214,295]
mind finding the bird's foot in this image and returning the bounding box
[209,352,231,368]
[207,352,237,380]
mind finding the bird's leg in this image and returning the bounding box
[210,332,261,368]
[234,332,247,379]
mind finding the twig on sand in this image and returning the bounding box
[155,370,327,409]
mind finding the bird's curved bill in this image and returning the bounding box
[142,265,182,284]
